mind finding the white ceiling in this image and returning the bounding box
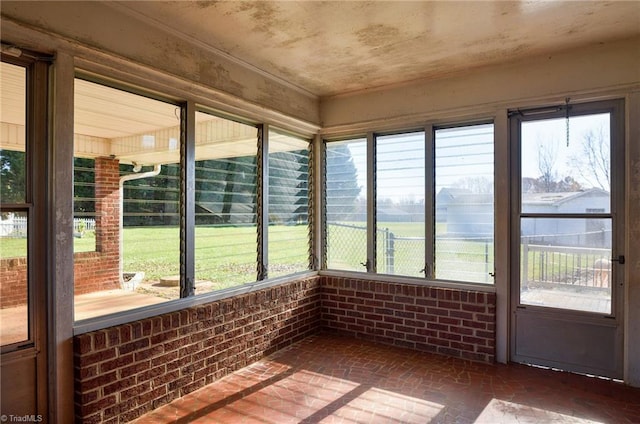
[112,1,640,98]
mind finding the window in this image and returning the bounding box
[1,62,29,346]
[71,77,314,322]
[268,130,311,278]
[73,78,182,320]
[434,124,494,283]
[325,138,367,271]
[376,131,425,277]
[324,123,495,284]
[194,111,258,290]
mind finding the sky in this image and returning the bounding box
[521,113,610,190]
[343,124,494,203]
[338,114,610,204]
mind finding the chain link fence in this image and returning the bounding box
[326,222,369,271]
[326,222,493,283]
[433,237,493,283]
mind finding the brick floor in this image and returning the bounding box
[133,334,640,423]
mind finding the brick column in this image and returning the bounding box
[74,157,121,294]
[95,157,120,256]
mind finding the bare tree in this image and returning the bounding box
[453,176,493,194]
[569,126,610,191]
[537,141,557,192]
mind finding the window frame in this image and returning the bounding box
[322,120,496,287]
[266,128,313,279]
[323,136,369,272]
[72,75,315,333]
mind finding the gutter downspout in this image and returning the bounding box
[119,164,162,287]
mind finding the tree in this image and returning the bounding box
[268,148,309,224]
[325,144,361,221]
[537,141,557,193]
[453,176,493,194]
[195,155,257,225]
[569,126,610,191]
[74,157,96,217]
[0,149,25,203]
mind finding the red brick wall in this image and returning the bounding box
[321,276,496,363]
[74,157,121,295]
[73,275,496,422]
[0,257,27,308]
[93,157,120,261]
[73,277,321,423]
[74,252,121,295]
[0,252,121,309]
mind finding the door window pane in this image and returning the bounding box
[326,139,367,271]
[0,212,29,346]
[194,111,258,291]
[520,217,611,314]
[519,111,614,314]
[268,131,310,278]
[376,131,425,277]
[1,62,29,346]
[521,114,610,213]
[0,62,26,203]
[435,124,494,283]
[73,79,180,320]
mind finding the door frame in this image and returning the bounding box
[509,99,625,379]
[0,52,50,417]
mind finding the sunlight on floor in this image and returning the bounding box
[474,399,604,424]
[328,387,444,423]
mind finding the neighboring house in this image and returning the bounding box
[521,188,611,247]
[435,188,477,223]
[438,187,610,247]
[437,188,493,238]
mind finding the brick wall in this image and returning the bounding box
[73,276,321,423]
[73,275,497,422]
[0,252,121,309]
[321,276,496,363]
[74,252,121,295]
[74,157,121,295]
[0,257,27,308]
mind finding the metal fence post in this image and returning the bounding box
[484,239,489,280]
[522,240,529,290]
[386,229,395,274]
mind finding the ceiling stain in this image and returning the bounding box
[195,1,219,9]
[199,62,244,97]
[237,1,285,38]
[356,24,401,48]
[279,31,322,49]
[93,1,640,97]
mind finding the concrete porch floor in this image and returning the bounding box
[0,289,166,345]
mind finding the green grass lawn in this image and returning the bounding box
[1,221,493,285]
[122,225,309,287]
[3,221,602,288]
[1,224,310,291]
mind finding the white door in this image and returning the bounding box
[510,99,625,379]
